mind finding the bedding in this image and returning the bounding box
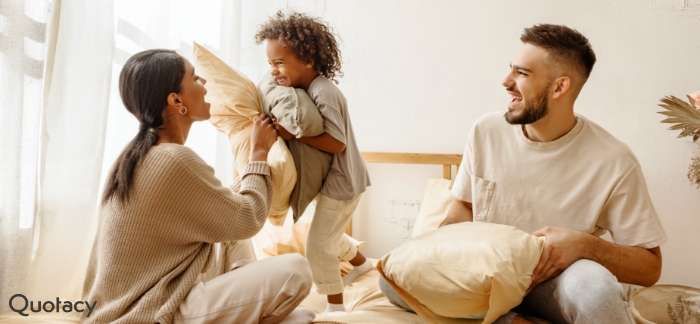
[411,178,455,238]
[629,284,700,324]
[300,259,426,324]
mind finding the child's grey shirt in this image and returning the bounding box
[306,76,370,200]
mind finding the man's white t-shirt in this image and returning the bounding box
[452,111,667,249]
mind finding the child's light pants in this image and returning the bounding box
[174,240,313,324]
[306,194,362,295]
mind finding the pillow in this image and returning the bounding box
[257,71,333,223]
[629,284,700,324]
[378,222,545,324]
[192,44,260,136]
[258,72,325,138]
[412,178,456,239]
[192,43,296,225]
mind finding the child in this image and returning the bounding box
[256,11,373,313]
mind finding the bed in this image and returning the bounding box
[2,152,698,324]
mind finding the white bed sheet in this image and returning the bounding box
[301,259,425,324]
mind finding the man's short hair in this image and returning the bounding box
[521,24,596,82]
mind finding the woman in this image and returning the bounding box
[82,49,315,324]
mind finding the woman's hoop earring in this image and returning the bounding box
[179,106,187,115]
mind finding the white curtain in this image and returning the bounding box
[1,0,328,319]
[1,0,115,316]
[0,0,49,314]
[28,0,116,303]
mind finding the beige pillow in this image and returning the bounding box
[192,43,296,225]
[378,222,545,324]
[629,284,700,324]
[412,178,456,239]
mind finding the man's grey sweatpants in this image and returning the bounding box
[379,259,636,324]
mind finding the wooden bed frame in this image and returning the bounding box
[344,152,463,236]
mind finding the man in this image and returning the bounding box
[381,24,667,324]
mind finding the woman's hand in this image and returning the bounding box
[249,114,278,162]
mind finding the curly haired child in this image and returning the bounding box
[256,10,372,313]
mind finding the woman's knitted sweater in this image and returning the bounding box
[82,144,272,324]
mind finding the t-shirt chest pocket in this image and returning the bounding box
[473,176,495,221]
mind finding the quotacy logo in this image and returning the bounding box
[9,294,97,317]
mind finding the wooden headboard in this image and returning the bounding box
[345,152,463,236]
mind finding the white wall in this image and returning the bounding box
[235,0,700,287]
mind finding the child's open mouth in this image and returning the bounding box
[276,77,288,85]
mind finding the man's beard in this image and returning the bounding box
[504,86,550,125]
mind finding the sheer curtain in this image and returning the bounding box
[1,0,115,316]
[28,0,116,303]
[0,0,49,314]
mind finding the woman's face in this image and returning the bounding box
[179,58,210,121]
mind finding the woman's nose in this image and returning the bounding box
[201,77,207,85]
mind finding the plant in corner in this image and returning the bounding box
[655,91,700,188]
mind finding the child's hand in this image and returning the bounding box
[272,118,294,141]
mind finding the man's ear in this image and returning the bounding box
[552,76,571,99]
[167,93,183,108]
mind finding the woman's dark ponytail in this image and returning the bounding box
[102,49,185,204]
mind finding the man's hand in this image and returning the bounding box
[271,117,293,140]
[529,226,591,291]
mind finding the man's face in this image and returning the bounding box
[502,43,554,125]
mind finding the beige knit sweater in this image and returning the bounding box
[82,144,272,324]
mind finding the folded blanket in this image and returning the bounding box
[258,72,332,222]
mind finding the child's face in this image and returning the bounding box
[266,39,316,89]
